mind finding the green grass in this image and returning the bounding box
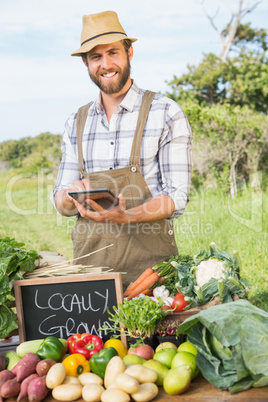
[174,185,268,311]
[1,171,267,311]
[0,171,75,258]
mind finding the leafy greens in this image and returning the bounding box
[172,243,249,308]
[177,299,268,394]
[0,237,38,338]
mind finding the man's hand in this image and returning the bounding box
[72,193,128,225]
[55,178,175,224]
[66,178,93,201]
[55,178,93,216]
[71,193,175,225]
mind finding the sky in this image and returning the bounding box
[0,0,267,142]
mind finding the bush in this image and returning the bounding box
[180,100,268,193]
[0,132,62,175]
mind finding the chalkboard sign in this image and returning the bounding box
[14,273,123,344]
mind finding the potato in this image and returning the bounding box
[82,383,104,402]
[104,356,125,389]
[36,358,56,376]
[125,365,157,383]
[131,383,159,402]
[78,372,103,386]
[17,373,39,401]
[27,375,49,402]
[106,382,120,390]
[115,373,140,394]
[46,362,66,389]
[52,383,83,401]
[0,355,6,371]
[0,370,15,388]
[1,377,20,398]
[62,376,81,385]
[101,388,130,402]
[12,352,40,382]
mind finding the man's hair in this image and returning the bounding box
[122,39,133,53]
[82,38,133,64]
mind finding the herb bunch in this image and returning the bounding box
[101,296,168,342]
[155,316,181,337]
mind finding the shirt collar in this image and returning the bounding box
[95,93,103,114]
[119,80,140,112]
[95,80,140,114]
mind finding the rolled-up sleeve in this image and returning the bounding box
[158,103,193,218]
[50,113,81,210]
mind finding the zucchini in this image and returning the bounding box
[4,351,21,370]
[16,339,44,357]
[16,338,67,358]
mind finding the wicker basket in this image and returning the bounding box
[168,296,223,323]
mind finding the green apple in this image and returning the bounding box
[123,354,146,366]
[153,348,177,369]
[155,342,177,352]
[143,359,169,386]
[163,365,192,395]
[177,341,197,356]
[171,351,197,379]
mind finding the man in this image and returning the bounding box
[51,11,192,290]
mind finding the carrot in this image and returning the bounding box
[127,272,159,300]
[141,289,153,296]
[123,267,154,297]
[140,277,165,296]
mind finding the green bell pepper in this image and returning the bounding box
[90,346,118,379]
[36,336,66,362]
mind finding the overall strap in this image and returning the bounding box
[129,90,156,167]
[76,102,93,174]
[76,90,156,173]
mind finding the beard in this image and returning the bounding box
[88,57,131,95]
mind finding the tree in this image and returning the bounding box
[166,1,268,113]
[183,102,267,196]
[165,0,268,196]
[203,0,263,62]
[0,138,32,162]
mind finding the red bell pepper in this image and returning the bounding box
[67,333,86,354]
[67,333,103,360]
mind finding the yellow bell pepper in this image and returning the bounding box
[103,339,127,359]
[62,353,90,377]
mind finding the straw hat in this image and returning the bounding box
[71,11,137,57]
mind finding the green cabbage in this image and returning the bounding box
[177,299,268,394]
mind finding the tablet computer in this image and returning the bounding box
[68,188,119,210]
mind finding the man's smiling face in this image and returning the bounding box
[84,41,133,95]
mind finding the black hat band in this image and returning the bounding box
[81,31,127,46]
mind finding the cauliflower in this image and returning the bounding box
[195,258,227,287]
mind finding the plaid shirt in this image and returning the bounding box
[51,81,192,219]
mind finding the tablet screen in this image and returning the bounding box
[68,189,119,210]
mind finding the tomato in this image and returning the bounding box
[172,293,189,312]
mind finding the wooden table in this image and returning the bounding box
[5,374,268,402]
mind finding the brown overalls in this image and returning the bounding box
[72,91,178,290]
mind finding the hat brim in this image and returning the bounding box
[71,34,137,57]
